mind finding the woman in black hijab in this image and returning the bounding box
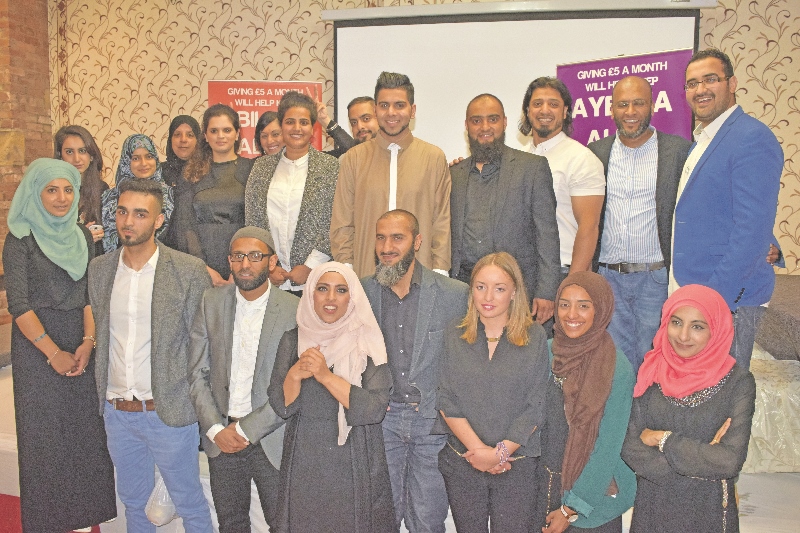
[161,115,200,187]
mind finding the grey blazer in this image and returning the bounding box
[587,131,691,270]
[362,263,469,419]
[89,242,212,427]
[450,145,561,302]
[244,146,339,287]
[188,284,299,467]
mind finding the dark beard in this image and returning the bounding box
[119,224,155,247]
[468,132,505,163]
[615,112,652,140]
[374,246,415,287]
[232,267,270,292]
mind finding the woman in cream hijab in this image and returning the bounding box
[268,262,395,533]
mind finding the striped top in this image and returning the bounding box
[599,129,663,263]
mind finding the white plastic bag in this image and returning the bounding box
[145,474,179,526]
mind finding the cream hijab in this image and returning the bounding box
[296,262,387,445]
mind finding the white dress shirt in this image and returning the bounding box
[267,152,329,291]
[206,283,272,444]
[529,132,606,266]
[669,104,740,294]
[107,247,159,401]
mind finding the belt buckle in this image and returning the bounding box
[111,397,123,410]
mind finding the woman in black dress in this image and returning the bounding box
[437,252,548,533]
[3,158,116,532]
[622,284,756,533]
[174,104,254,286]
[268,262,395,533]
[54,125,108,256]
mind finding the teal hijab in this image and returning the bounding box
[7,158,88,280]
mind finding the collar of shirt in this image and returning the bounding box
[234,280,272,312]
[376,128,414,151]
[613,127,658,153]
[118,245,159,274]
[530,130,567,156]
[279,151,310,167]
[693,104,739,143]
[469,158,501,180]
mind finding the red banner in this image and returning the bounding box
[208,80,324,158]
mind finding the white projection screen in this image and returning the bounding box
[334,10,698,161]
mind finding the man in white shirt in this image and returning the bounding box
[521,77,605,277]
[89,179,213,533]
[189,226,299,532]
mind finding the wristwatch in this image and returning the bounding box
[561,504,579,523]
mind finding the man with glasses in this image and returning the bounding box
[588,76,690,375]
[189,226,299,532]
[671,48,783,369]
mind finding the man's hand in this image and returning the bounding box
[286,264,312,285]
[316,101,332,129]
[449,157,465,167]
[532,298,554,324]
[767,243,781,265]
[214,423,249,454]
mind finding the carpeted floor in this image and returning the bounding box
[0,493,100,533]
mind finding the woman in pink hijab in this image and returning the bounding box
[268,262,395,532]
[622,284,756,533]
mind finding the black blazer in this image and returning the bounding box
[449,145,561,302]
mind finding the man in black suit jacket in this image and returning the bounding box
[588,76,691,373]
[450,94,560,323]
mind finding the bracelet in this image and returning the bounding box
[326,121,338,134]
[495,441,510,465]
[47,349,60,366]
[658,431,672,453]
[33,332,47,343]
[82,335,96,348]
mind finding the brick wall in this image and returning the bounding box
[0,0,52,274]
[0,0,50,321]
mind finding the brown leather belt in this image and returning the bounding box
[598,261,665,274]
[108,398,156,412]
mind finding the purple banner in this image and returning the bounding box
[556,49,694,146]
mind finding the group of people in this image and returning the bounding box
[3,45,781,533]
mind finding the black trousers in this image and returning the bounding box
[208,443,280,532]
[439,444,539,533]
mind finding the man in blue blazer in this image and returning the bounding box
[672,48,783,369]
[362,210,469,533]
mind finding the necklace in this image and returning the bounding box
[486,330,504,342]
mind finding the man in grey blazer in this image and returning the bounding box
[450,94,560,324]
[588,76,691,374]
[362,209,469,533]
[189,226,299,532]
[89,179,213,533]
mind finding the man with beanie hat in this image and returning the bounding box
[189,226,300,531]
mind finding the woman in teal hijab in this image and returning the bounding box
[100,133,175,252]
[3,158,117,532]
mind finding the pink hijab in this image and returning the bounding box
[634,284,736,398]
[296,262,387,445]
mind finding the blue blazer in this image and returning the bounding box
[672,106,783,310]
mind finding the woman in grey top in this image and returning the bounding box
[245,91,339,298]
[437,251,549,533]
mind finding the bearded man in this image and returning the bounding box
[361,209,468,533]
[450,94,561,326]
[188,226,299,532]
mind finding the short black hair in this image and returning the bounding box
[378,209,420,240]
[254,111,279,155]
[374,72,414,104]
[277,91,317,126]
[118,178,164,211]
[686,48,735,78]
[519,77,573,137]
[347,96,375,111]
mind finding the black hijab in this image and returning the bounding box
[162,115,200,187]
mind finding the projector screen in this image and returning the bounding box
[335,11,697,160]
